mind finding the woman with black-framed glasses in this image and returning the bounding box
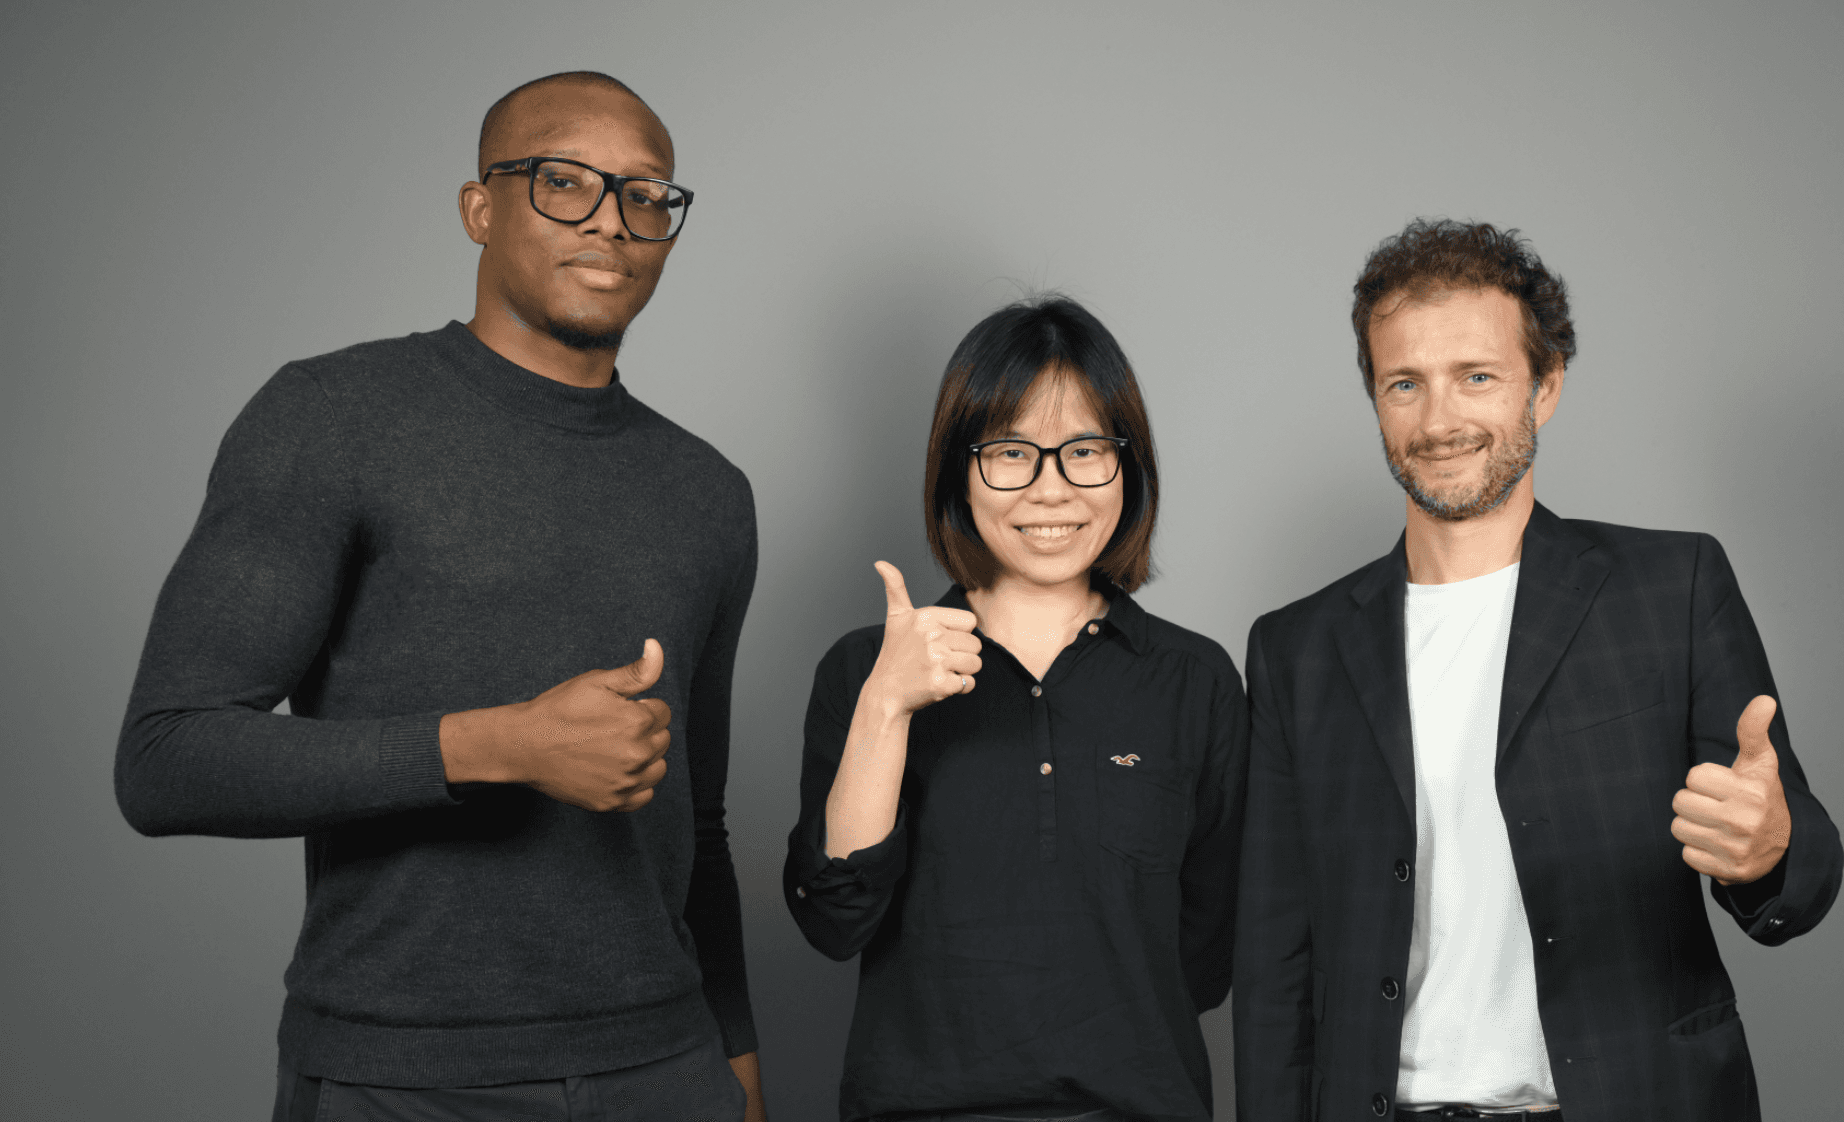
[784,295,1249,1122]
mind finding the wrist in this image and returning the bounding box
[439,704,521,785]
[859,679,916,724]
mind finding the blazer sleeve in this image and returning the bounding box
[782,631,911,961]
[1688,534,1842,944]
[1233,616,1316,1121]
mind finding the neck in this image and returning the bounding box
[1403,474,1536,585]
[965,571,1105,643]
[467,299,620,390]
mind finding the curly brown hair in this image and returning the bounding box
[1352,218,1576,397]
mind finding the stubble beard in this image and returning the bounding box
[1384,391,1539,523]
[544,318,626,352]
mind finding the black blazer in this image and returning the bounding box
[1232,503,1841,1122]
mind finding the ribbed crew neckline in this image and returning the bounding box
[432,320,634,434]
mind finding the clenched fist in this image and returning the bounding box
[441,639,674,812]
[1671,694,1792,885]
[864,561,982,715]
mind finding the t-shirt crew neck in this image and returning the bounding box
[1398,561,1560,1111]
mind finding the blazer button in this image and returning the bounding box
[795,886,807,899]
[1380,976,1400,1000]
[1371,1092,1390,1115]
[1393,858,1410,882]
[1031,685,1043,698]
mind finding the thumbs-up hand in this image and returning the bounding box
[863,561,982,716]
[486,638,675,812]
[1671,695,1793,885]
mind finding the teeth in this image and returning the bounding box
[1019,525,1080,539]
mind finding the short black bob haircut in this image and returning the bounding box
[923,295,1159,592]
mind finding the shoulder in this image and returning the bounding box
[1252,551,1391,643]
[1137,610,1241,685]
[1558,515,1737,598]
[808,624,884,704]
[1563,516,1708,563]
[1558,516,1746,614]
[818,624,883,672]
[622,395,755,509]
[283,325,453,400]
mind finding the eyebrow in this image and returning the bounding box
[529,142,672,178]
[1381,358,1510,378]
[996,429,1107,441]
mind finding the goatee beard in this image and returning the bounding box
[545,319,625,352]
[1384,392,1538,522]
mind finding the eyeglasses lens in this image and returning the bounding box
[979,440,1120,488]
[530,160,687,238]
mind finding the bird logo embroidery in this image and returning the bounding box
[1109,754,1141,767]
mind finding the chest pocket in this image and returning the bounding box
[1550,668,1666,735]
[1096,755,1192,873]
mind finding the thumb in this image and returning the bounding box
[1733,694,1779,772]
[874,560,913,617]
[603,638,665,697]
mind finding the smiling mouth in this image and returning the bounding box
[1017,524,1084,539]
[1418,442,1486,463]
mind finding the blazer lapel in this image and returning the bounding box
[1334,536,1417,821]
[1498,502,1610,763]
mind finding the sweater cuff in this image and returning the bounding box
[377,713,457,810]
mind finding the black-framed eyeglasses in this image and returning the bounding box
[481,156,693,241]
[969,436,1130,490]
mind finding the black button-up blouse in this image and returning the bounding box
[783,586,1248,1122]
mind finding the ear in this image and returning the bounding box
[458,180,492,246]
[1533,362,1565,429]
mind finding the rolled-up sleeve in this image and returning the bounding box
[783,630,911,961]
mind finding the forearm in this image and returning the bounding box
[822,683,912,858]
[728,1052,766,1122]
[116,705,452,837]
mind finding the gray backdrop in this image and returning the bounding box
[4,2,1840,1118]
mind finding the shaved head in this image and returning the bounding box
[477,71,669,179]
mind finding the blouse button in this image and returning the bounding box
[1031,685,1043,697]
[1039,762,1053,775]
[1087,623,1099,635]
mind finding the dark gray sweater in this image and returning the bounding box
[116,321,758,1086]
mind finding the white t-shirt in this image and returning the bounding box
[1396,562,1558,1110]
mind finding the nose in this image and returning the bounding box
[578,183,629,240]
[1024,449,1079,501]
[1418,380,1464,440]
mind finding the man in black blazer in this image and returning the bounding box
[1233,219,1841,1122]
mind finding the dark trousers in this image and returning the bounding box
[1397,1111,1565,1122]
[899,1109,1128,1122]
[273,1036,745,1122]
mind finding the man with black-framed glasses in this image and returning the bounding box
[117,70,766,1121]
